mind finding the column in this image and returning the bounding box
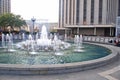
[59,0,63,28]
[94,0,99,24]
[86,0,91,24]
[71,0,74,25]
[110,27,112,36]
[67,0,70,24]
[79,0,84,25]
[64,0,67,25]
[74,0,77,25]
[94,27,96,35]
[102,0,107,24]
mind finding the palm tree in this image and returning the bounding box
[0,13,27,33]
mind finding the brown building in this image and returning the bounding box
[59,0,120,37]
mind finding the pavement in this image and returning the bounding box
[0,45,120,80]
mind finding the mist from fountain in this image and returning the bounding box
[16,25,71,54]
[74,35,84,52]
[6,34,10,50]
[2,33,5,48]
[1,33,16,52]
[36,33,39,40]
[22,33,25,41]
[10,33,14,49]
[64,34,67,41]
[49,33,53,40]
[36,25,52,47]
[0,32,111,65]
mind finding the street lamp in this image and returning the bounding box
[31,17,36,38]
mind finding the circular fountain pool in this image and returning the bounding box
[1,25,112,65]
[0,25,118,75]
[0,43,110,65]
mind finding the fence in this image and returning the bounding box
[83,36,120,45]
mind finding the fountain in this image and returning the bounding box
[2,33,5,48]
[0,25,111,65]
[0,25,115,75]
[0,33,16,52]
[0,25,111,63]
[22,33,25,41]
[74,35,84,52]
[16,25,71,54]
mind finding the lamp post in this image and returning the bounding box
[31,17,36,39]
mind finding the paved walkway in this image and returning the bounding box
[0,45,120,80]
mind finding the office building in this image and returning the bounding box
[0,0,11,15]
[59,0,119,36]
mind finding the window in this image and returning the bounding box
[99,0,103,24]
[83,0,87,23]
[91,0,94,24]
[76,0,80,24]
[118,0,120,16]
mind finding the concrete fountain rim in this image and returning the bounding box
[0,42,119,75]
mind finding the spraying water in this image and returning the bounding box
[2,33,5,48]
[15,25,71,55]
[74,35,84,52]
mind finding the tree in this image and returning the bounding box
[0,13,27,32]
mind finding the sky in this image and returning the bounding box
[11,0,59,23]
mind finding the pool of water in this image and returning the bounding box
[0,42,111,65]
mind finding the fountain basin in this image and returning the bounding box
[0,43,119,75]
[0,43,111,64]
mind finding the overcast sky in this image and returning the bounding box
[11,0,59,22]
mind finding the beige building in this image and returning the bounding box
[49,23,58,33]
[0,0,11,15]
[59,0,119,36]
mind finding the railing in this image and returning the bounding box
[83,36,120,45]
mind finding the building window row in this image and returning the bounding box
[118,0,120,16]
[76,0,80,24]
[91,0,94,24]
[99,0,103,24]
[83,0,87,24]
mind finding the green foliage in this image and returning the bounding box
[0,13,27,31]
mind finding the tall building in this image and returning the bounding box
[118,0,120,16]
[59,0,119,36]
[0,0,11,15]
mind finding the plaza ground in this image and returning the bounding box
[0,44,120,80]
